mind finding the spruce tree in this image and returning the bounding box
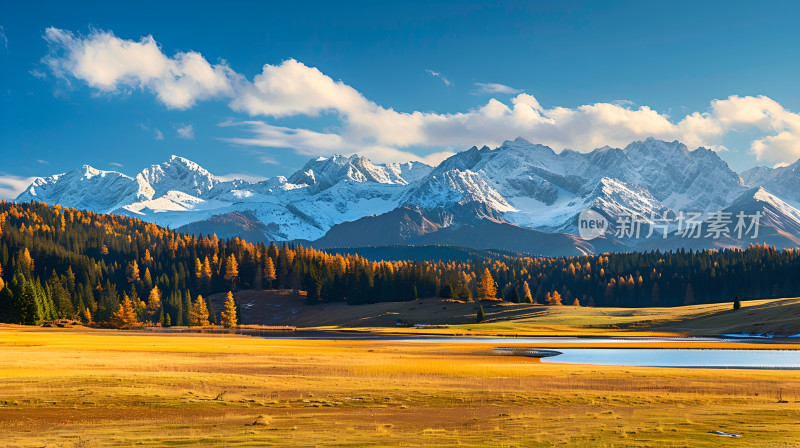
[221,291,238,328]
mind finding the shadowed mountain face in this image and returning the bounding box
[15,138,800,256]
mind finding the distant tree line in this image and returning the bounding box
[0,201,797,327]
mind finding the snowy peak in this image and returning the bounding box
[287,153,431,190]
[138,156,219,198]
[404,169,515,213]
[740,160,800,205]
[723,187,800,246]
[14,139,800,253]
[16,165,141,214]
[385,161,433,184]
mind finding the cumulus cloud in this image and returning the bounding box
[0,174,36,200]
[677,95,800,162]
[472,82,523,95]
[41,28,800,166]
[425,69,451,86]
[175,123,194,139]
[42,28,240,109]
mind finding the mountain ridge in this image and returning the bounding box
[15,138,800,256]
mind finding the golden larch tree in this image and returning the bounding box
[546,290,562,305]
[521,281,533,303]
[112,294,139,328]
[264,257,276,290]
[145,286,162,321]
[476,268,496,300]
[224,254,239,289]
[188,294,210,326]
[126,260,140,283]
[221,291,238,328]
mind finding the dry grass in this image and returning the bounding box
[1,326,799,447]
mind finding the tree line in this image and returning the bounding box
[0,201,797,327]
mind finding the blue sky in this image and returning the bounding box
[1,0,799,199]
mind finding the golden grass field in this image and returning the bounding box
[2,325,800,447]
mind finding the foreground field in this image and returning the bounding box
[2,327,799,447]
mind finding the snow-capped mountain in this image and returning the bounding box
[741,159,800,207]
[15,138,800,256]
[17,165,149,213]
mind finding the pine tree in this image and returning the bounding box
[189,294,209,326]
[112,294,139,328]
[521,281,533,304]
[126,260,140,284]
[263,257,276,290]
[145,286,162,323]
[206,296,217,325]
[224,254,239,290]
[220,291,238,328]
[733,296,741,310]
[546,290,562,305]
[476,268,496,300]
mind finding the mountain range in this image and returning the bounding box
[16,138,800,256]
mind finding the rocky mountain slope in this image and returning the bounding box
[16,138,800,255]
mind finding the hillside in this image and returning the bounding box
[3,201,800,330]
[210,289,800,336]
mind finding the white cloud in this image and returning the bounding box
[109,162,123,167]
[0,174,36,200]
[175,123,194,139]
[154,128,164,140]
[472,82,523,95]
[41,29,800,166]
[42,28,239,109]
[36,159,48,164]
[230,59,370,118]
[677,95,800,162]
[0,26,8,49]
[425,69,451,86]
[612,99,636,107]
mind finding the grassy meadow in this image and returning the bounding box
[2,326,800,447]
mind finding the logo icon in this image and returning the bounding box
[578,209,608,240]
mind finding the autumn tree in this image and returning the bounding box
[263,257,276,290]
[126,260,140,284]
[18,248,33,276]
[521,281,533,304]
[546,290,562,305]
[112,294,139,328]
[145,285,162,322]
[188,294,210,326]
[224,254,239,290]
[220,291,238,328]
[476,268,496,300]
